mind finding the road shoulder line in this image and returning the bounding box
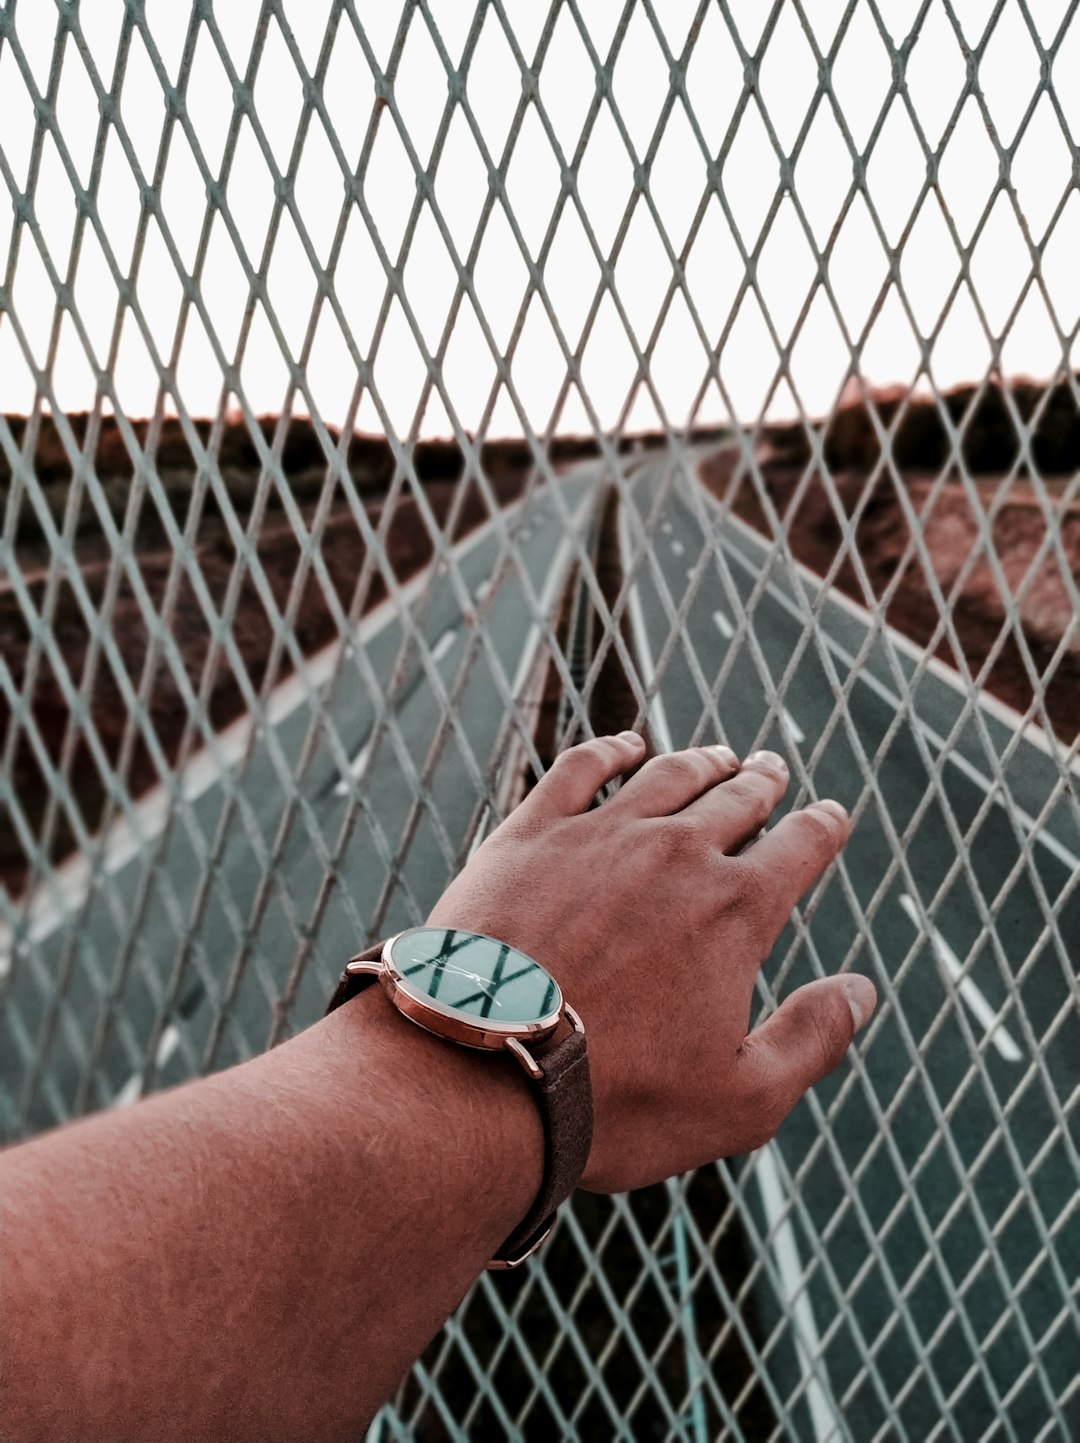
[0,486,545,961]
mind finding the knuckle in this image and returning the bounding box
[652,815,713,864]
[722,858,782,944]
[726,853,764,895]
[645,752,699,785]
[734,1037,803,1150]
[733,1079,787,1152]
[810,1005,846,1080]
[562,738,602,764]
[720,773,774,825]
[744,1117,779,1153]
[555,739,607,776]
[793,805,843,853]
[788,989,847,1081]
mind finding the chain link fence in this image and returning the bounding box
[2,1,1078,1438]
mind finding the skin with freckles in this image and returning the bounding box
[1,735,876,1443]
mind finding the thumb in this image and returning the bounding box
[737,975,876,1146]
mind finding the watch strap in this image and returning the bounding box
[326,941,383,1012]
[491,1021,592,1268]
[327,939,592,1269]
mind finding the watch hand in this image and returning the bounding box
[432,961,503,1005]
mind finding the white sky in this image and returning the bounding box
[1,0,1078,439]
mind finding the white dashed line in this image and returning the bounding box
[671,539,685,557]
[339,630,457,795]
[617,511,675,755]
[111,1024,183,1110]
[899,895,1023,1062]
[712,609,734,640]
[708,500,1080,871]
[0,486,545,960]
[431,627,457,663]
[755,1145,839,1443]
[467,804,490,862]
[779,707,805,745]
[333,737,373,797]
[620,496,836,1438]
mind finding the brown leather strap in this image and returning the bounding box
[491,1022,592,1267]
[326,939,592,1269]
[326,941,384,1012]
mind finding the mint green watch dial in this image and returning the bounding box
[388,928,559,1024]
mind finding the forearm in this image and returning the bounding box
[0,988,543,1443]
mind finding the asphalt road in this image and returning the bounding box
[0,467,598,1133]
[2,450,1076,1440]
[621,455,1079,1443]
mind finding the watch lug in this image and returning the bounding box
[505,1035,544,1081]
[487,1219,554,1270]
[344,955,383,977]
[564,1002,585,1035]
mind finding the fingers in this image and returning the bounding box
[679,750,790,852]
[743,798,852,912]
[518,732,647,821]
[607,744,741,819]
[736,974,877,1148]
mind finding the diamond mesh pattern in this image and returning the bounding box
[2,3,1077,1440]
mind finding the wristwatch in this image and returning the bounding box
[326,926,594,1269]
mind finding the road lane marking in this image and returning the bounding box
[431,627,457,663]
[755,1145,840,1443]
[681,457,1080,796]
[712,609,734,640]
[684,442,1075,761]
[899,895,1023,1062]
[333,628,456,795]
[671,539,685,557]
[469,491,599,855]
[466,804,490,862]
[622,497,835,1437]
[703,480,1080,778]
[0,480,572,959]
[617,509,675,753]
[706,506,1080,875]
[333,736,373,797]
[780,707,805,745]
[111,1023,183,1110]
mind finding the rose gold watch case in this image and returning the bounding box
[344,929,587,1269]
[344,929,583,1078]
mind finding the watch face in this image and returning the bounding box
[386,928,561,1030]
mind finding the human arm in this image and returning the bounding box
[0,736,876,1442]
[1,981,543,1443]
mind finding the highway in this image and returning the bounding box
[620,454,1079,1442]
[2,448,1076,1440]
[0,466,598,1134]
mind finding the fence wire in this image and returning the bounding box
[1,2,1078,1440]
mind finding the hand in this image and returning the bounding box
[428,732,876,1194]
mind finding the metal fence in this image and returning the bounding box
[2,1,1078,1439]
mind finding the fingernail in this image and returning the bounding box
[814,798,848,822]
[710,744,739,767]
[843,975,876,1032]
[618,730,645,747]
[745,749,787,774]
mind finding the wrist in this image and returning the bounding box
[316,982,546,1252]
